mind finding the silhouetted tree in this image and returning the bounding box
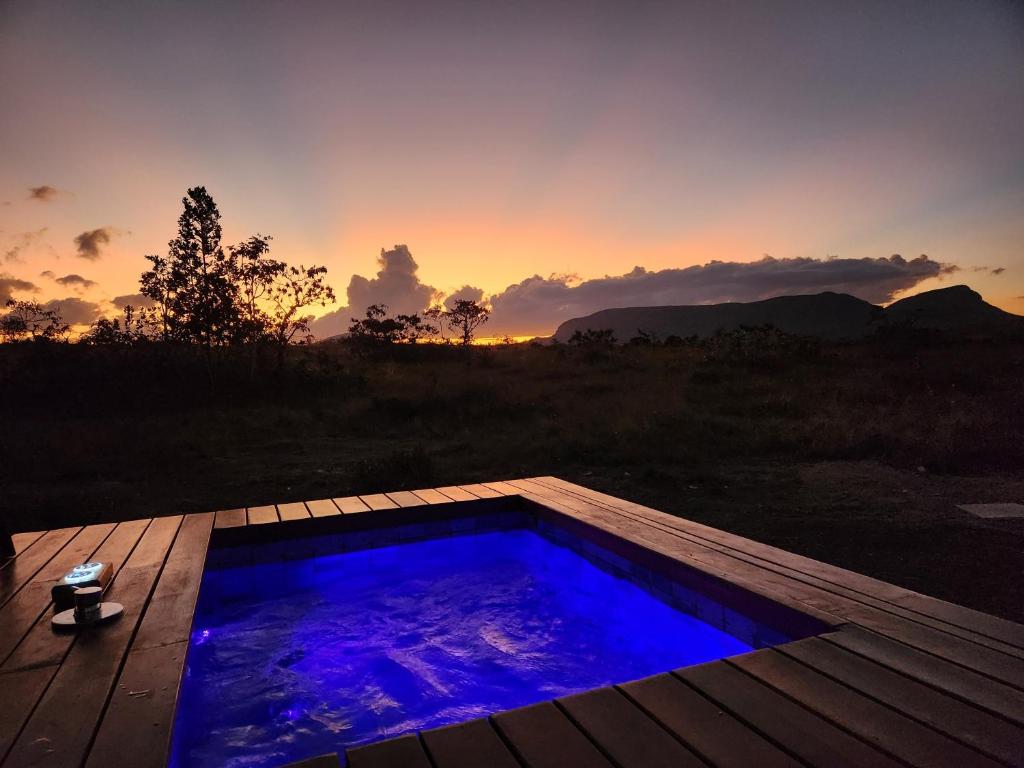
[82,305,158,345]
[348,304,434,345]
[141,186,236,345]
[445,299,490,346]
[267,264,336,345]
[568,328,616,347]
[0,300,69,342]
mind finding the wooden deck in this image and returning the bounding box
[2,477,1023,768]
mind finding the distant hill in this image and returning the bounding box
[551,285,1022,343]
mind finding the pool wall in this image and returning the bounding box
[206,495,833,651]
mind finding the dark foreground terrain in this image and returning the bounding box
[2,331,1022,622]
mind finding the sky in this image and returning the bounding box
[2,0,1022,336]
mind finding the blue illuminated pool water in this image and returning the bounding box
[171,529,752,768]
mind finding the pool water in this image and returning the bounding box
[171,529,753,768]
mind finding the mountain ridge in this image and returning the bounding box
[551,285,1023,342]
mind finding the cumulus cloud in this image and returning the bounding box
[348,244,439,315]
[309,244,439,338]
[28,185,61,202]
[55,273,97,290]
[486,254,958,335]
[73,227,117,260]
[112,292,156,309]
[3,228,48,263]
[443,284,485,309]
[42,297,102,326]
[0,274,39,304]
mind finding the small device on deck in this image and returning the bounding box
[52,561,113,611]
[51,586,124,629]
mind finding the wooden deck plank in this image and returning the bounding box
[9,532,44,557]
[515,480,1024,681]
[458,483,502,498]
[359,494,399,511]
[3,514,183,768]
[678,660,902,768]
[619,673,801,768]
[386,490,428,507]
[0,666,58,762]
[433,486,477,502]
[420,719,520,768]
[534,475,1024,651]
[247,504,279,525]
[779,636,1024,766]
[213,508,247,529]
[826,625,1024,726]
[346,734,432,768]
[491,700,614,768]
[410,488,449,504]
[82,642,188,768]
[0,527,82,608]
[333,496,371,514]
[278,502,312,521]
[731,648,1003,768]
[0,524,116,664]
[86,513,214,768]
[3,518,151,672]
[305,499,341,518]
[481,481,521,496]
[131,512,215,650]
[557,686,704,768]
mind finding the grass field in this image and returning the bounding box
[2,333,1022,622]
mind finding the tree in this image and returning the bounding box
[348,304,434,345]
[140,186,237,346]
[266,264,336,345]
[568,328,616,347]
[0,300,69,342]
[445,299,490,346]
[82,305,159,345]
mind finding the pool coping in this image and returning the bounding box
[2,477,1023,768]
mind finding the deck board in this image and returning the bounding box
[386,490,428,507]
[619,673,801,768]
[278,502,312,521]
[4,477,1024,768]
[532,475,1024,650]
[305,499,341,518]
[2,515,182,768]
[511,479,1024,680]
[346,734,432,768]
[420,719,520,768]
[333,496,370,514]
[778,636,1024,765]
[678,661,903,768]
[730,648,1004,768]
[491,701,614,768]
[557,686,704,768]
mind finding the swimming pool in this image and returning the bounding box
[170,524,769,767]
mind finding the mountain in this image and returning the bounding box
[551,285,1022,343]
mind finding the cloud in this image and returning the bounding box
[55,273,97,290]
[0,274,39,304]
[3,228,48,263]
[73,227,116,260]
[486,254,958,335]
[992,267,1006,275]
[112,292,156,309]
[41,297,102,326]
[348,244,439,315]
[310,244,439,339]
[28,185,61,202]
[443,285,485,309]
[40,270,55,279]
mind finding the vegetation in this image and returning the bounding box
[1,329,1022,620]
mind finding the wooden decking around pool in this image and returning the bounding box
[2,478,1023,768]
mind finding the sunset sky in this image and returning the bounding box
[2,0,1022,336]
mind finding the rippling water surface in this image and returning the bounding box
[171,529,751,767]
